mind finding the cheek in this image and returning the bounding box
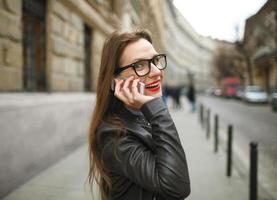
[140,70,164,84]
[121,70,137,78]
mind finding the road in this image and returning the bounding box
[198,95,277,147]
[198,95,277,199]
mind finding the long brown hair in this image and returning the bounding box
[88,29,152,200]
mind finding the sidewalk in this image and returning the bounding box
[172,106,247,200]
[3,101,248,200]
[3,144,93,200]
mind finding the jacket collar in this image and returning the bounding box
[119,106,150,126]
[124,106,143,116]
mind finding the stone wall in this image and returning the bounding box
[0,93,94,198]
[0,0,23,91]
[0,0,113,92]
[140,0,165,53]
[91,30,106,89]
[47,0,85,91]
[126,0,166,53]
[0,0,167,92]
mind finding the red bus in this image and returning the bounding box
[221,77,240,97]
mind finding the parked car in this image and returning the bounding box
[205,88,214,96]
[271,88,277,111]
[213,88,222,97]
[243,85,268,103]
[236,86,244,99]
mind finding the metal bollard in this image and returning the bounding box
[202,106,206,129]
[249,142,258,200]
[206,109,210,139]
[214,114,219,153]
[226,125,233,177]
[200,104,204,128]
[202,106,204,128]
[198,103,202,123]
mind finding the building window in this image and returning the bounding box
[22,0,46,91]
[84,24,93,91]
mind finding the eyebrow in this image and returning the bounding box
[131,53,160,63]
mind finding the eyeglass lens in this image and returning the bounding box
[134,55,166,76]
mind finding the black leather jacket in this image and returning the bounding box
[97,98,190,200]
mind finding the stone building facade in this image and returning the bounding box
[0,0,23,91]
[243,0,277,92]
[0,0,165,92]
[135,0,165,52]
[164,0,217,91]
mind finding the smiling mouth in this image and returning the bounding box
[145,81,160,92]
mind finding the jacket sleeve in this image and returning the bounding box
[103,98,190,199]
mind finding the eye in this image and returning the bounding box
[133,61,147,71]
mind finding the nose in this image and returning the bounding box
[149,63,162,77]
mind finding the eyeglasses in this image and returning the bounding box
[114,54,167,77]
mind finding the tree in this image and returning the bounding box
[212,44,245,84]
[235,41,254,85]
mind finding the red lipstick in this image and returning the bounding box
[148,84,160,92]
[145,80,161,92]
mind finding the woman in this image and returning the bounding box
[88,29,190,200]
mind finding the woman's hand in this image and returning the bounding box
[114,76,154,110]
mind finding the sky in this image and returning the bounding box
[173,0,267,42]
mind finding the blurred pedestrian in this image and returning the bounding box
[173,85,182,109]
[87,29,190,200]
[187,82,196,112]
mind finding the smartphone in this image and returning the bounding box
[111,78,145,94]
[137,81,145,94]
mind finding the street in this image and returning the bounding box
[198,94,277,199]
[198,95,277,151]
[3,100,250,200]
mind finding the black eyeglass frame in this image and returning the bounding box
[114,54,167,77]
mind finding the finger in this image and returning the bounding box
[114,79,129,102]
[114,79,123,92]
[131,78,140,96]
[122,76,134,91]
[122,76,134,101]
[122,87,133,103]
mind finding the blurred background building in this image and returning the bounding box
[0,0,276,93]
[164,0,217,91]
[0,0,165,92]
[242,0,276,92]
